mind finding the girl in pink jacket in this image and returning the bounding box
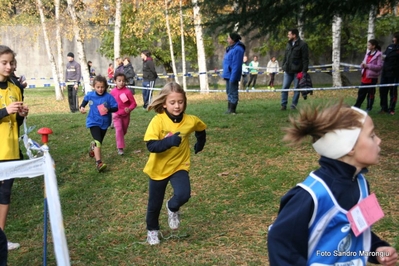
[110,73,137,155]
[354,39,383,111]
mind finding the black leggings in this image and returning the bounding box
[248,74,258,87]
[90,126,107,144]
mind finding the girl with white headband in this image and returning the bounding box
[267,103,398,265]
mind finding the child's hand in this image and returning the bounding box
[376,246,398,266]
[17,105,29,117]
[166,132,181,148]
[124,107,131,113]
[80,107,86,114]
[6,102,23,114]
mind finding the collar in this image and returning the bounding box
[164,109,183,123]
[316,156,368,182]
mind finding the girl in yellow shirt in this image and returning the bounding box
[143,82,207,245]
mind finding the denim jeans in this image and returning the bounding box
[142,80,155,108]
[225,80,239,104]
[146,170,191,230]
[281,72,300,107]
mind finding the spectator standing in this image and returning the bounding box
[267,56,279,90]
[247,55,259,90]
[65,52,82,113]
[379,32,399,115]
[87,61,96,78]
[123,57,136,95]
[240,56,249,91]
[107,63,114,83]
[280,28,309,110]
[222,32,245,114]
[354,39,382,111]
[113,58,124,80]
[141,50,158,110]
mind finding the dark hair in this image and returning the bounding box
[0,45,15,58]
[148,82,187,113]
[92,75,108,88]
[229,32,241,42]
[289,29,299,37]
[114,72,127,81]
[109,63,113,67]
[123,57,131,63]
[393,32,399,43]
[88,61,92,64]
[368,39,381,51]
[141,50,151,57]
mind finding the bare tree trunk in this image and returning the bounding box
[114,0,121,69]
[66,0,91,94]
[55,0,64,85]
[179,0,187,90]
[368,6,376,41]
[297,5,305,40]
[332,15,342,87]
[192,0,209,92]
[37,0,63,100]
[165,0,179,84]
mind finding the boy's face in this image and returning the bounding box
[116,76,126,89]
[94,81,106,95]
[163,91,185,116]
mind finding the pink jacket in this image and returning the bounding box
[361,50,382,79]
[110,87,137,116]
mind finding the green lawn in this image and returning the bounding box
[5,87,399,265]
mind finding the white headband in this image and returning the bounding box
[312,107,368,159]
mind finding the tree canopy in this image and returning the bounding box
[200,0,399,37]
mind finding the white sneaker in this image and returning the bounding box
[117,149,124,155]
[251,87,255,90]
[7,241,20,250]
[166,201,180,230]
[147,230,160,245]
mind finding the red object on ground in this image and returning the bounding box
[37,127,53,144]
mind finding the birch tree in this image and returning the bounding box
[36,0,63,100]
[66,0,91,94]
[368,6,377,41]
[332,15,342,87]
[165,0,179,83]
[179,0,187,90]
[192,0,209,92]
[114,0,121,70]
[55,0,64,84]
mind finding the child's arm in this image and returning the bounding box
[146,132,181,153]
[194,130,206,154]
[79,99,89,114]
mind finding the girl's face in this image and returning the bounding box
[350,116,381,169]
[367,42,375,51]
[141,53,146,60]
[163,91,185,116]
[93,81,107,95]
[271,57,276,62]
[0,53,14,80]
[115,76,126,89]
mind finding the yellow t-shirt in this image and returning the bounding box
[143,112,207,180]
[0,83,22,160]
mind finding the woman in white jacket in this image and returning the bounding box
[267,56,279,89]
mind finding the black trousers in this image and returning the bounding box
[67,85,79,113]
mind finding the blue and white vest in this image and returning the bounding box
[298,173,371,266]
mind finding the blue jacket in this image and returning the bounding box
[81,91,118,130]
[222,41,245,82]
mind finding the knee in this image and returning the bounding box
[175,191,191,204]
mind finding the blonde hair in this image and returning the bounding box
[283,101,364,145]
[148,82,187,114]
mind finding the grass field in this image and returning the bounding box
[5,86,399,265]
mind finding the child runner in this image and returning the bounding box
[79,75,118,172]
[0,45,29,252]
[110,73,137,155]
[268,102,398,265]
[143,82,207,245]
